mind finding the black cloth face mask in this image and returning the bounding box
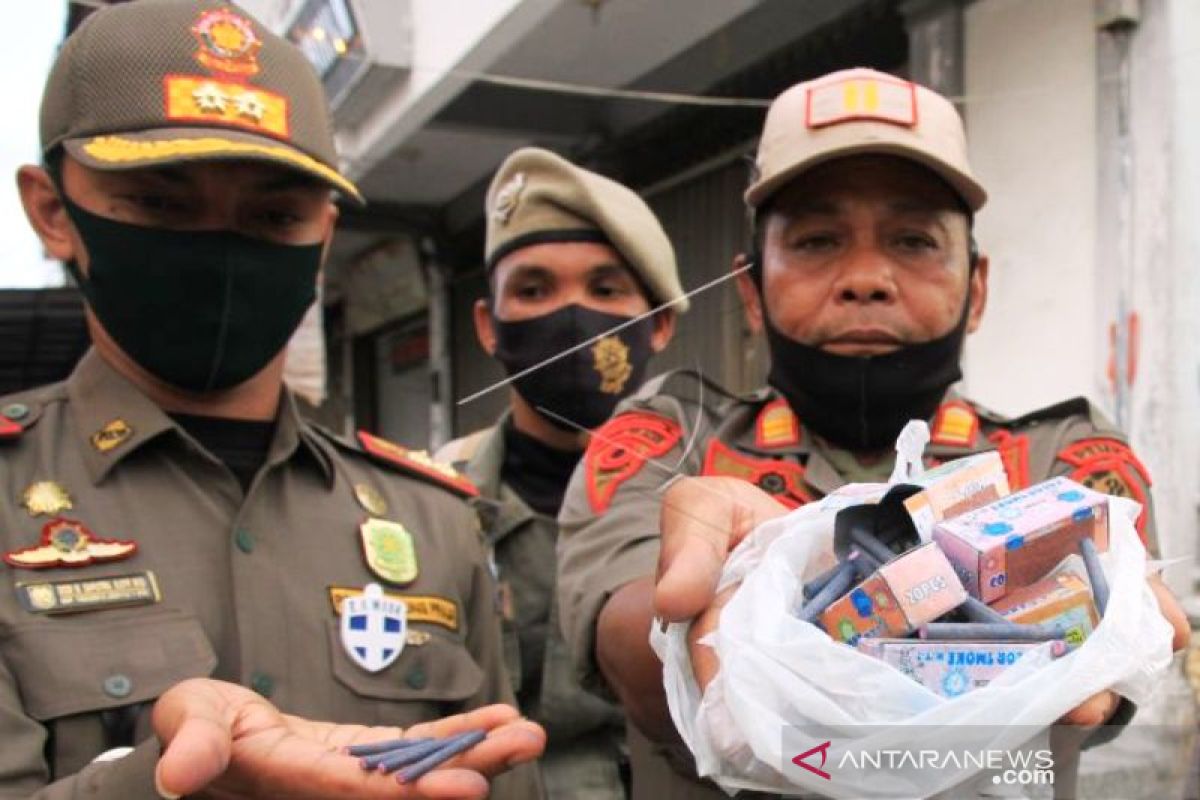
[62,196,323,393]
[761,277,971,452]
[491,304,655,432]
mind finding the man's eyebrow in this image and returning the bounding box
[887,198,961,216]
[504,264,553,280]
[776,198,840,218]
[586,263,633,279]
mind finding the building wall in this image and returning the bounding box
[961,0,1098,415]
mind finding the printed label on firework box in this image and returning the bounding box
[932,477,1108,603]
[991,566,1098,647]
[820,542,966,644]
[856,639,1052,698]
[904,452,1011,541]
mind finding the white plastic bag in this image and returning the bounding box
[652,490,1175,798]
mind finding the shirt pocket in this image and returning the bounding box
[326,620,483,718]
[0,606,217,775]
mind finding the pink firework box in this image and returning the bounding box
[856,639,1066,698]
[903,452,1011,541]
[819,542,967,644]
[933,477,1109,603]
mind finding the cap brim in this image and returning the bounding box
[64,127,364,206]
[745,142,987,213]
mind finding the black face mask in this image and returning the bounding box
[62,196,323,393]
[492,304,655,432]
[762,281,970,452]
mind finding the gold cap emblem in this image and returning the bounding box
[492,173,526,224]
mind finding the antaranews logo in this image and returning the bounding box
[792,741,832,780]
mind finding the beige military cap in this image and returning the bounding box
[40,0,362,203]
[746,67,986,212]
[485,147,688,312]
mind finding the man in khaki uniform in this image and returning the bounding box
[1,1,544,797]
[557,68,1191,798]
[437,147,684,799]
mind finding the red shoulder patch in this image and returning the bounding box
[356,431,479,498]
[987,430,1031,490]
[585,412,681,513]
[702,439,813,509]
[931,400,979,448]
[0,415,22,440]
[1057,437,1151,541]
[755,398,801,449]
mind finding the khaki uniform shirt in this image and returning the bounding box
[439,414,626,800]
[0,351,537,799]
[557,370,1156,799]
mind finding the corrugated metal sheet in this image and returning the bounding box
[646,158,768,395]
[0,289,89,397]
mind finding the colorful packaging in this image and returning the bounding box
[903,452,1011,541]
[932,477,1109,603]
[856,638,1059,697]
[991,567,1099,647]
[820,542,967,644]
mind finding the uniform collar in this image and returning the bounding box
[462,411,539,544]
[68,349,333,486]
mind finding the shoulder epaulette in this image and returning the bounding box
[355,431,479,498]
[310,425,478,498]
[585,410,681,513]
[1005,396,1092,428]
[0,415,22,441]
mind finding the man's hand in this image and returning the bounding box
[1056,574,1191,728]
[152,678,545,800]
[655,477,790,690]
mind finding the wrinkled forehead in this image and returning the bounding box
[766,155,971,221]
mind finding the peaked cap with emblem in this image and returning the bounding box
[485,147,688,312]
[747,67,986,212]
[40,0,362,203]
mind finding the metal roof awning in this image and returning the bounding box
[0,288,89,396]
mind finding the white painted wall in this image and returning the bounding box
[964,0,1198,594]
[962,0,1098,416]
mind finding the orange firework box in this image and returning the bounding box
[819,542,967,645]
[903,452,1011,541]
[933,477,1109,603]
[991,565,1099,647]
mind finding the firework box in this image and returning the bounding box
[991,562,1099,647]
[903,451,1011,541]
[932,477,1109,603]
[855,638,1061,698]
[819,542,966,644]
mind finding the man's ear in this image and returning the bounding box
[473,298,498,355]
[16,165,77,263]
[733,253,763,335]
[649,308,677,353]
[966,253,989,335]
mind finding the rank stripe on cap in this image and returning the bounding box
[806,74,918,129]
[356,431,478,498]
[585,411,682,514]
[329,587,459,632]
[164,75,290,138]
[755,398,800,449]
[931,400,979,448]
[701,439,813,510]
[0,415,22,440]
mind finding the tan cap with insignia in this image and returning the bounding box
[485,147,688,312]
[746,67,985,212]
[40,0,362,204]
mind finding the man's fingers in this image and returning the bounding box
[405,769,490,800]
[449,719,546,777]
[1147,575,1191,652]
[155,715,233,797]
[1057,691,1118,728]
[403,704,522,740]
[656,477,787,621]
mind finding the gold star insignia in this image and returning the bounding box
[192,82,228,113]
[233,91,266,121]
[22,481,73,517]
